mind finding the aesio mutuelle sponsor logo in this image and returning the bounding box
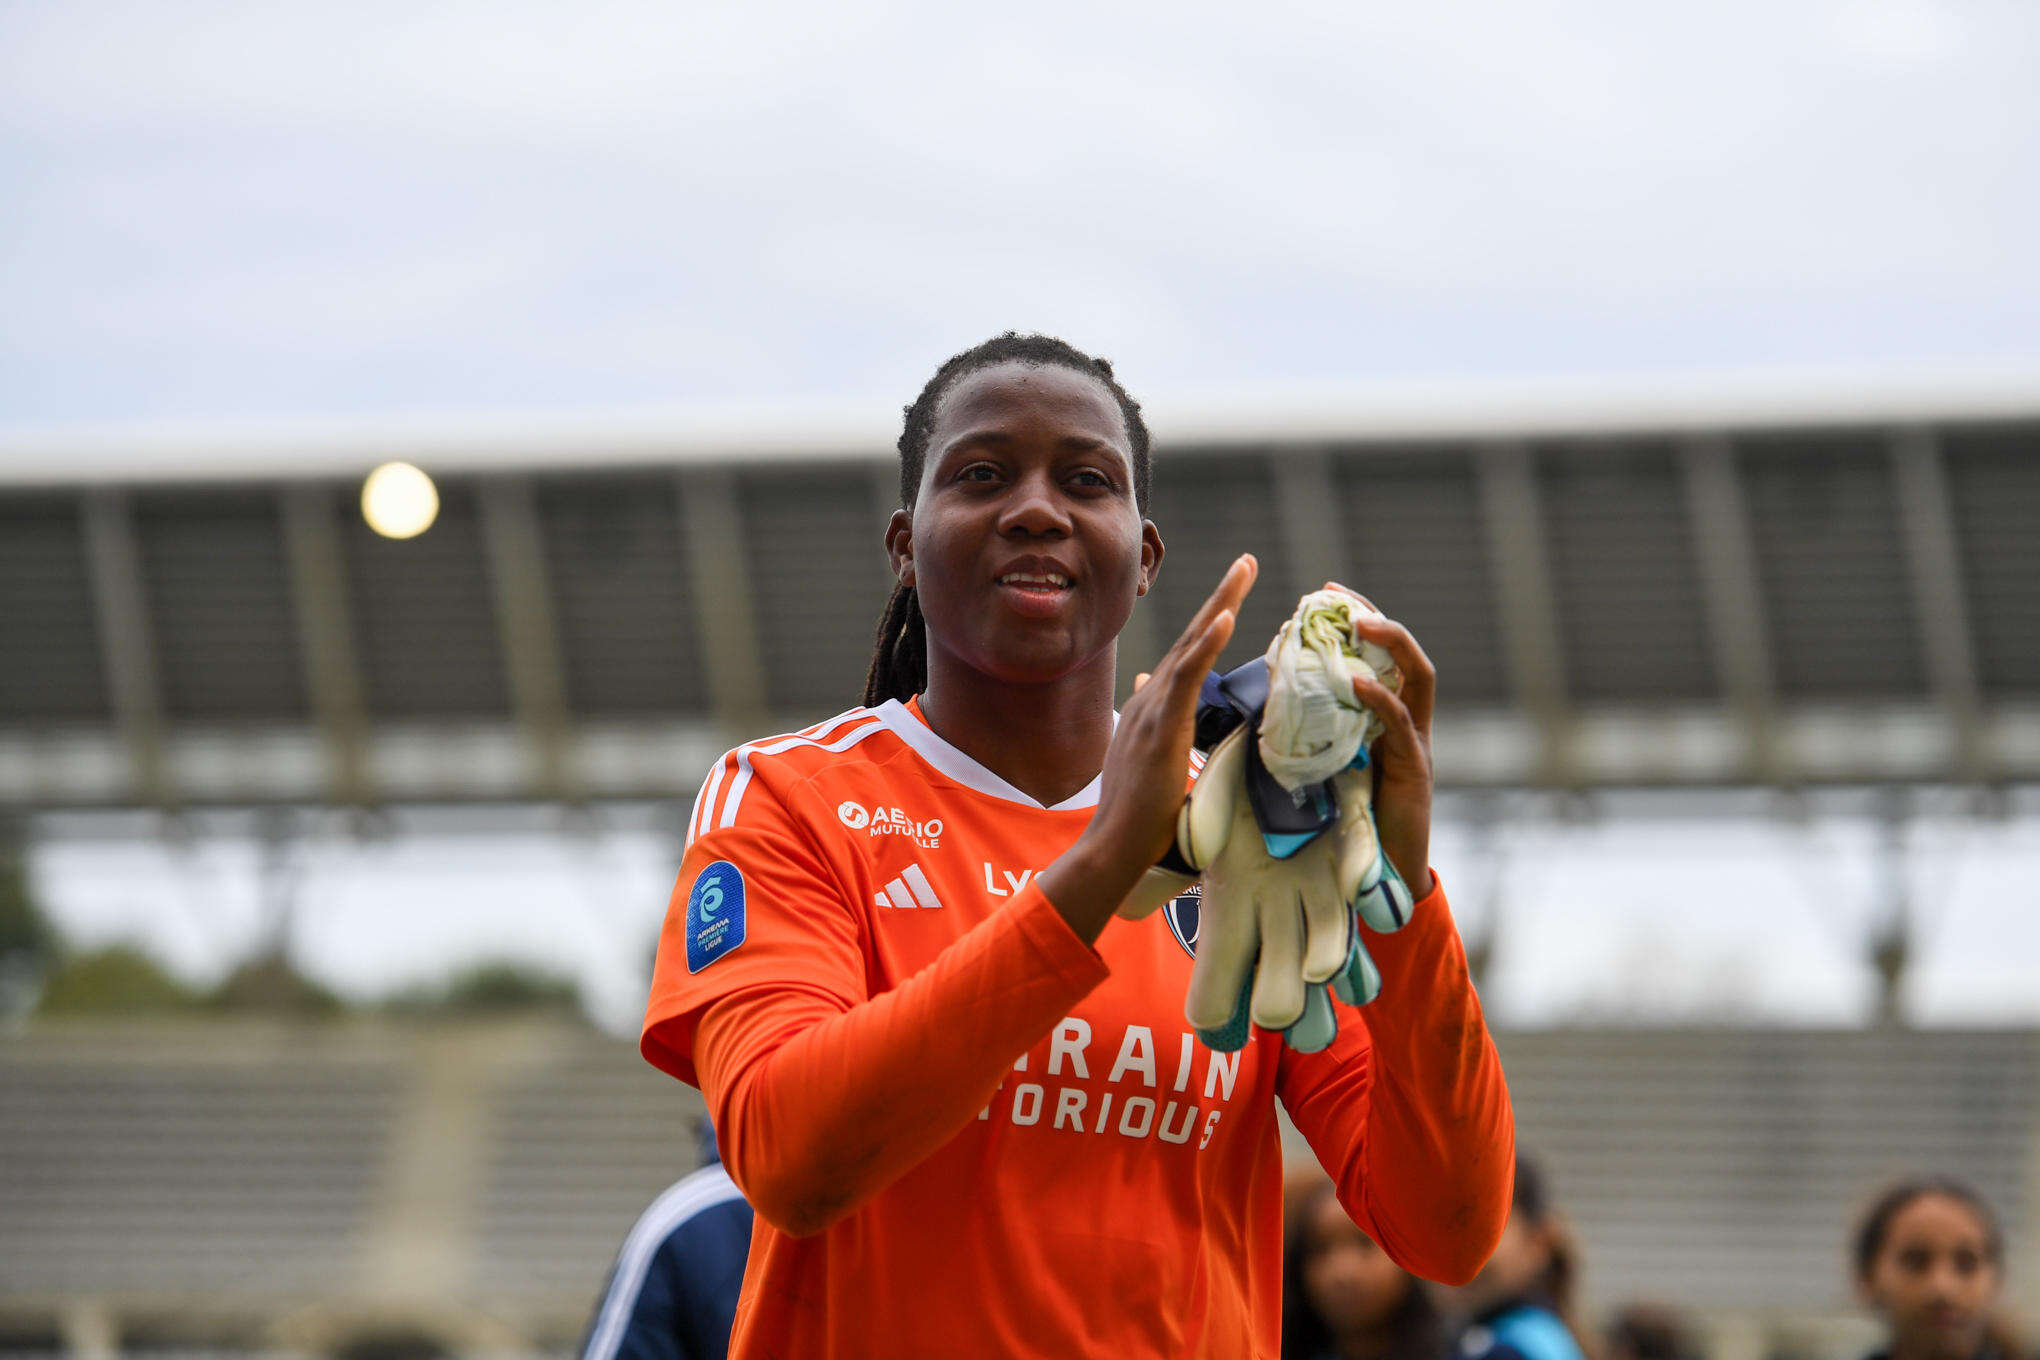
[838,800,942,848]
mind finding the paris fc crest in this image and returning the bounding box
[1163,885,1201,959]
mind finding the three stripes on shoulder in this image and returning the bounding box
[688,709,886,846]
[876,863,944,911]
[687,707,952,914]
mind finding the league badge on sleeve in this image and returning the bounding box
[685,860,747,973]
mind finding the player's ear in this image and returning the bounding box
[1137,520,1163,597]
[886,508,915,588]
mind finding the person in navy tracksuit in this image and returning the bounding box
[1442,1151,1590,1360]
[579,1123,753,1360]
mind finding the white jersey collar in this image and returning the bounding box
[873,698,1112,811]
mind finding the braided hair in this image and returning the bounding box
[862,333,1153,707]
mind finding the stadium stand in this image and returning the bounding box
[1502,1027,2040,1312]
[1,1026,400,1301]
[2,1021,2033,1360]
[472,1040,713,1300]
[0,1023,705,1357]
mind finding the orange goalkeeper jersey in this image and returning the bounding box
[643,698,1513,1360]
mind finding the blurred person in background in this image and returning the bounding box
[577,1120,752,1360]
[1440,1150,1590,1360]
[639,332,1514,1358]
[1285,1172,1450,1360]
[1853,1177,2024,1360]
[1604,1304,1704,1360]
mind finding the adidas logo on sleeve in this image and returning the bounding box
[876,863,945,911]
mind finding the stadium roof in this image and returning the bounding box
[4,359,2040,485]
[3,363,2038,808]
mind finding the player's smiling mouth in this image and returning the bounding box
[992,554,1078,597]
[997,570,1071,591]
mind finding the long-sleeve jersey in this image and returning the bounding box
[642,698,1514,1360]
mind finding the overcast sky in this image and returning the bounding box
[5,0,2040,426]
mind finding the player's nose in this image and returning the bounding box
[997,468,1072,537]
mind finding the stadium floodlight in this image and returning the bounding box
[361,461,439,539]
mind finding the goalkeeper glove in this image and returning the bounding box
[1178,721,1413,1052]
[1119,590,1416,1052]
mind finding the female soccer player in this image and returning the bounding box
[1853,1178,2021,1360]
[642,333,1515,1358]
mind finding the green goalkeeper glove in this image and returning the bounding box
[1118,590,1417,1053]
[1177,724,1413,1051]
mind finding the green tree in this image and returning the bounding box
[0,853,58,1017]
[208,952,344,1017]
[38,945,202,1015]
[445,961,581,1016]
[388,960,584,1020]
[0,855,55,963]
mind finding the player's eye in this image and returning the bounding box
[1065,466,1120,495]
[957,463,1002,484]
[1898,1247,1931,1274]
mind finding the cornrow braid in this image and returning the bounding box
[861,332,1153,707]
[862,579,927,708]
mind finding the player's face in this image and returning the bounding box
[896,361,1162,685]
[1301,1194,1414,1334]
[1859,1195,2000,1360]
